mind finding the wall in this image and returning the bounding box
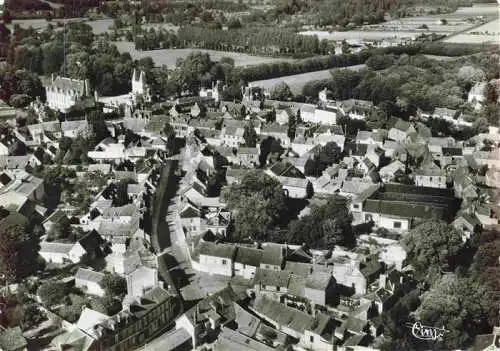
[175,315,197,349]
[313,109,336,125]
[379,215,410,232]
[302,330,332,351]
[75,279,105,297]
[415,175,446,188]
[388,129,406,143]
[234,263,257,280]
[68,243,86,263]
[40,252,68,264]
[198,255,233,276]
[305,287,326,306]
[283,185,307,199]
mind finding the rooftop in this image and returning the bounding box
[198,241,237,260]
[75,268,105,284]
[306,271,334,290]
[40,242,74,254]
[234,246,263,266]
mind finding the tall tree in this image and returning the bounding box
[417,276,495,349]
[270,82,293,101]
[403,220,463,283]
[0,214,39,282]
[222,171,287,241]
[243,123,258,147]
[163,122,176,154]
[287,195,354,249]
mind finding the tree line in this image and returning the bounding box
[135,25,333,57]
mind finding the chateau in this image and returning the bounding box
[43,75,91,113]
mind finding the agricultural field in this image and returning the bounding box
[444,17,500,44]
[112,41,296,68]
[9,17,85,31]
[250,64,365,95]
[299,4,498,43]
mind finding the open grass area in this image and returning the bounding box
[112,41,296,68]
[250,64,365,95]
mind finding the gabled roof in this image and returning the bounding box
[253,268,291,288]
[215,327,274,351]
[40,242,74,254]
[260,244,283,266]
[442,147,463,157]
[433,107,458,118]
[305,271,334,290]
[234,246,263,266]
[76,308,110,339]
[344,142,368,157]
[78,230,105,253]
[238,147,259,155]
[198,241,237,259]
[75,268,105,284]
[233,303,261,337]
[392,119,413,132]
[51,328,96,351]
[180,204,200,219]
[252,296,331,337]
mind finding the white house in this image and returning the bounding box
[236,147,259,167]
[75,268,106,297]
[233,246,263,280]
[260,124,290,148]
[0,135,20,156]
[279,176,311,199]
[276,109,292,126]
[331,257,367,295]
[432,107,459,124]
[88,143,125,164]
[340,99,374,120]
[199,81,221,103]
[180,203,202,234]
[300,104,316,123]
[126,265,159,298]
[414,166,447,189]
[221,127,245,148]
[304,271,336,306]
[39,242,87,264]
[311,107,338,125]
[468,81,487,110]
[379,160,405,182]
[252,296,334,351]
[61,120,90,139]
[197,241,236,276]
[388,120,416,143]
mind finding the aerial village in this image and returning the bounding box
[0,57,497,351]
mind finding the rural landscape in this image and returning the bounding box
[0,0,499,350]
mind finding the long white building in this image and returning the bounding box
[44,75,90,113]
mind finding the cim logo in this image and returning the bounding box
[406,322,450,341]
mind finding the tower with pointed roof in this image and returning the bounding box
[131,69,151,103]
